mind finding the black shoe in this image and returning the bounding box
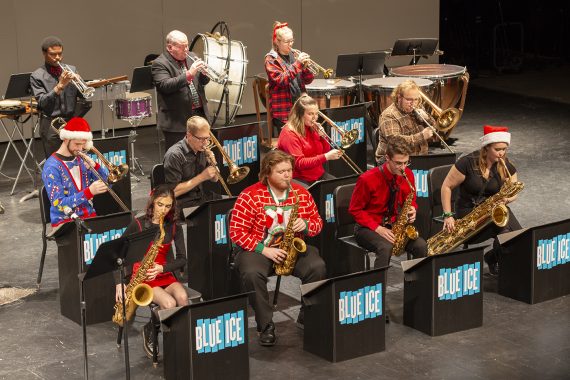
[296,309,304,330]
[385,314,390,324]
[259,322,276,346]
[142,321,157,359]
[484,252,499,277]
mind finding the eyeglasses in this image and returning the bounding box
[402,97,420,103]
[390,159,411,167]
[191,134,211,143]
[280,39,295,45]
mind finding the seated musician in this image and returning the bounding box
[163,116,218,219]
[441,126,521,276]
[31,36,91,159]
[41,117,108,227]
[115,185,187,358]
[276,95,342,186]
[265,21,314,129]
[375,79,435,164]
[350,136,428,269]
[229,149,326,346]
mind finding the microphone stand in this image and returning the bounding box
[75,218,90,380]
[116,257,131,380]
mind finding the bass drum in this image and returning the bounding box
[305,79,356,109]
[362,77,434,123]
[191,34,248,126]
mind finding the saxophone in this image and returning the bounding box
[112,214,166,326]
[274,186,307,276]
[391,169,419,256]
[427,158,524,256]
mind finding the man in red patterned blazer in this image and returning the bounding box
[229,149,326,346]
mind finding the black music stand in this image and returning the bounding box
[86,226,158,380]
[130,66,153,93]
[335,52,387,102]
[391,38,439,65]
[5,72,32,99]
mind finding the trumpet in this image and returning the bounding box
[185,53,227,84]
[417,88,461,134]
[204,131,250,196]
[50,117,129,183]
[56,61,95,99]
[314,112,363,175]
[292,49,333,79]
[412,108,455,154]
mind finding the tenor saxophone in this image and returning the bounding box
[113,214,166,326]
[391,169,419,256]
[274,187,307,276]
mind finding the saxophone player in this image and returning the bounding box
[229,150,326,346]
[114,185,188,358]
[349,136,428,270]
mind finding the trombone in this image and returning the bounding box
[204,131,250,196]
[56,62,95,99]
[50,117,129,183]
[417,88,461,134]
[292,49,333,79]
[412,108,455,154]
[185,53,227,84]
[315,111,363,175]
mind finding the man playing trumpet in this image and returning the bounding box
[41,117,108,227]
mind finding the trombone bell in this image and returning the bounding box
[340,128,359,149]
[227,165,250,184]
[437,108,462,133]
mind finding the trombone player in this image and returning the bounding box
[375,79,435,164]
[31,36,92,159]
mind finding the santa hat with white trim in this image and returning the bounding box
[59,117,93,150]
[480,125,511,147]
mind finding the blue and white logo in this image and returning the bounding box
[437,263,480,300]
[222,136,258,166]
[338,283,382,325]
[83,227,127,265]
[195,310,245,354]
[324,193,335,223]
[214,214,227,245]
[87,149,127,167]
[537,233,570,270]
[412,169,428,198]
[330,117,365,146]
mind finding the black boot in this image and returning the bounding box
[259,322,276,346]
[484,251,499,276]
[142,321,157,358]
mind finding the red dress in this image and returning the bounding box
[132,241,177,288]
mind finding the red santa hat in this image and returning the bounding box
[59,117,93,150]
[480,125,511,147]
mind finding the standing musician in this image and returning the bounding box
[350,136,428,269]
[265,21,314,129]
[31,36,91,159]
[115,185,187,358]
[375,79,435,164]
[152,30,210,151]
[441,126,521,276]
[41,117,108,227]
[276,95,343,185]
[229,150,326,346]
[163,116,218,219]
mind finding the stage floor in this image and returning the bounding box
[0,83,569,379]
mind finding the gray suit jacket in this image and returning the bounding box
[152,52,210,133]
[30,64,79,117]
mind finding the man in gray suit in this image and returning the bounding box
[152,30,210,151]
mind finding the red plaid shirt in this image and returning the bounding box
[230,182,323,253]
[265,50,314,123]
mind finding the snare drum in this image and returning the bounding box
[305,79,356,109]
[115,92,152,120]
[390,64,469,113]
[362,77,434,123]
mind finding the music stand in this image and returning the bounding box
[85,226,158,380]
[130,66,153,93]
[391,38,439,65]
[4,72,32,99]
[335,51,387,102]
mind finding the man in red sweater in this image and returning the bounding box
[229,149,326,346]
[349,136,427,269]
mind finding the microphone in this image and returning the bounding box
[63,206,92,233]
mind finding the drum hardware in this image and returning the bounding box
[417,89,461,135]
[205,131,250,196]
[292,49,333,78]
[185,52,227,84]
[56,62,95,99]
[413,108,455,154]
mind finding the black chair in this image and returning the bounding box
[37,186,54,287]
[372,127,381,162]
[427,164,456,237]
[150,164,165,189]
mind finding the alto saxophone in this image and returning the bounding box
[113,214,166,326]
[427,158,524,256]
[391,169,419,256]
[274,187,307,276]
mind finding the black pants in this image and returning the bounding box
[235,245,326,330]
[354,224,428,268]
[39,116,66,159]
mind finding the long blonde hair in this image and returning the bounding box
[477,145,511,181]
[286,95,318,137]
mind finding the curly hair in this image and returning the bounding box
[259,149,294,185]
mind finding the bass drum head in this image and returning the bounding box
[192,34,248,126]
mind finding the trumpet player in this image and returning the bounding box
[277,95,342,185]
[152,30,210,151]
[31,36,92,159]
[265,21,314,129]
[375,79,436,164]
[41,117,108,227]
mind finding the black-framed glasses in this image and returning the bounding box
[191,134,211,143]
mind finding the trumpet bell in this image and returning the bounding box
[340,128,360,149]
[437,107,462,133]
[132,283,153,307]
[227,165,250,184]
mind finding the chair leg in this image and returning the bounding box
[116,326,123,347]
[272,275,281,308]
[36,231,48,287]
[151,306,160,368]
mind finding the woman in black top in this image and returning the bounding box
[440,126,521,275]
